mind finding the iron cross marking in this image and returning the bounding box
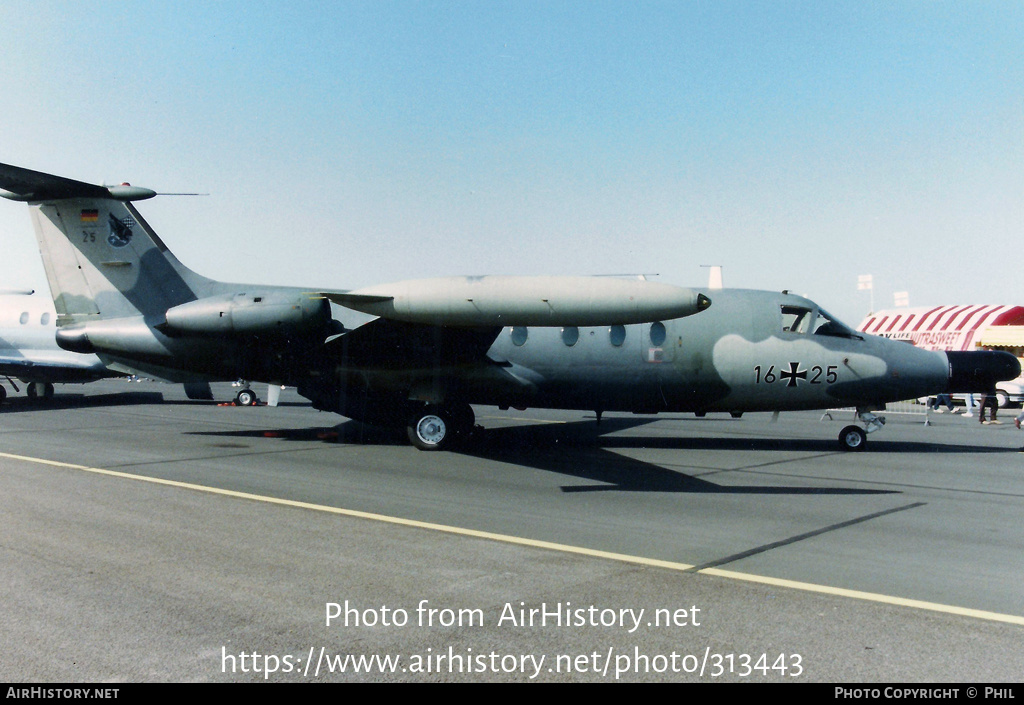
[780,362,807,388]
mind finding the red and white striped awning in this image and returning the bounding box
[858,305,1024,351]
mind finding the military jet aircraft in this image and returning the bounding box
[0,290,221,404]
[0,290,116,403]
[0,161,1017,450]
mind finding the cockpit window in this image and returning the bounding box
[813,309,861,339]
[781,306,812,334]
[781,305,862,340]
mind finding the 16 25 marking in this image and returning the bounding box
[755,363,837,387]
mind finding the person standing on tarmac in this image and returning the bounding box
[929,394,959,413]
[978,392,1000,424]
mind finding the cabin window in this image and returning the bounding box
[40,312,51,326]
[561,326,579,347]
[650,321,666,346]
[510,326,529,346]
[609,324,626,347]
[19,312,28,325]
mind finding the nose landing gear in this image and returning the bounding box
[838,409,885,451]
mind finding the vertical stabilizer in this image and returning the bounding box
[0,161,218,326]
[30,197,215,325]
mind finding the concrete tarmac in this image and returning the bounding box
[1,380,1022,682]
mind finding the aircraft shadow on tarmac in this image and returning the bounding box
[0,390,165,411]
[476,418,1015,493]
[454,418,895,494]
[178,415,1020,495]
[164,399,312,409]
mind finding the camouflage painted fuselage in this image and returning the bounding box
[472,289,952,416]
[3,160,1016,436]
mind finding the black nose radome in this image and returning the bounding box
[946,351,1021,393]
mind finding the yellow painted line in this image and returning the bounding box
[700,567,1024,626]
[4,450,1024,627]
[0,452,686,571]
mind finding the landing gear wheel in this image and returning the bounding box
[839,425,867,452]
[235,389,259,406]
[408,406,454,451]
[26,383,51,401]
[0,385,6,405]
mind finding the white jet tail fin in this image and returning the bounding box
[31,199,216,324]
[0,162,217,325]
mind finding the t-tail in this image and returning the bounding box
[0,162,218,326]
[0,162,334,382]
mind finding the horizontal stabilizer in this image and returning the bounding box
[0,162,155,202]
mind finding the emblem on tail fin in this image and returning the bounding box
[107,212,134,248]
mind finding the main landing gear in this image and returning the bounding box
[231,379,260,406]
[0,382,56,406]
[406,403,476,451]
[235,388,259,406]
[838,409,885,452]
[26,382,55,401]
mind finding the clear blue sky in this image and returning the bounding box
[1,1,1021,325]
